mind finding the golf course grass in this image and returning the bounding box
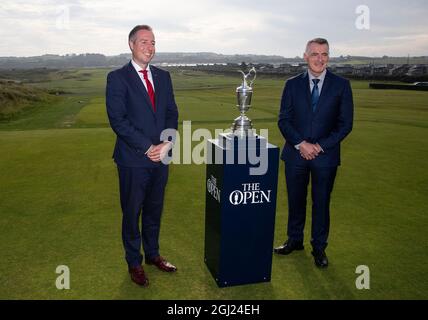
[0,68,427,299]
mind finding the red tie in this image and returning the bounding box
[140,69,156,111]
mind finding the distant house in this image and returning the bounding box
[257,64,275,73]
[279,63,305,74]
[278,63,293,73]
[353,65,372,76]
[333,64,354,75]
[372,65,389,75]
[292,65,305,74]
[406,65,428,76]
[390,64,410,76]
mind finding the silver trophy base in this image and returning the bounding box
[231,114,254,137]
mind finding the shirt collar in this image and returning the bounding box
[308,69,327,83]
[131,59,151,75]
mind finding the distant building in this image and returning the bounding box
[352,65,372,76]
[406,65,428,76]
[389,64,410,76]
[372,65,389,75]
[333,64,354,75]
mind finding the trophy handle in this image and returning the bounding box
[238,67,257,88]
[239,70,247,87]
[248,67,256,87]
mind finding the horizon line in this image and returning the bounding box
[1,52,427,59]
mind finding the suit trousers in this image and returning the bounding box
[284,161,337,251]
[117,165,169,267]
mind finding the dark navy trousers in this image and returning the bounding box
[117,165,169,268]
[284,162,337,251]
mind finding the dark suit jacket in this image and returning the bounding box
[106,62,179,167]
[278,69,353,167]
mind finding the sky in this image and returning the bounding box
[0,0,427,58]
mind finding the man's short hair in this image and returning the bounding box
[305,38,329,53]
[129,25,153,42]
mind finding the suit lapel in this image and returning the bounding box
[126,62,156,115]
[314,69,332,116]
[301,71,312,111]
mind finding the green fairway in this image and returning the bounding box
[0,68,427,299]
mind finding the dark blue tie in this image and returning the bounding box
[311,79,320,112]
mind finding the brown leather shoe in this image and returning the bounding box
[146,256,177,272]
[128,265,149,287]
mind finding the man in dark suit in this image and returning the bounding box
[106,25,179,286]
[274,38,353,268]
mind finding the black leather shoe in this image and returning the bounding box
[311,250,328,268]
[274,241,304,255]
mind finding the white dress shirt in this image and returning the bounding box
[131,59,155,92]
[308,69,327,95]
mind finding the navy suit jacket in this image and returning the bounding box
[278,70,353,167]
[106,62,179,167]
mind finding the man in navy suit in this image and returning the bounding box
[106,25,179,286]
[274,38,353,268]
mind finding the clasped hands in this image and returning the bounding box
[299,141,323,160]
[147,141,173,162]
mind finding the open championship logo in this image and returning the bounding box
[229,183,271,206]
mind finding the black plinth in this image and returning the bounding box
[204,134,279,287]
